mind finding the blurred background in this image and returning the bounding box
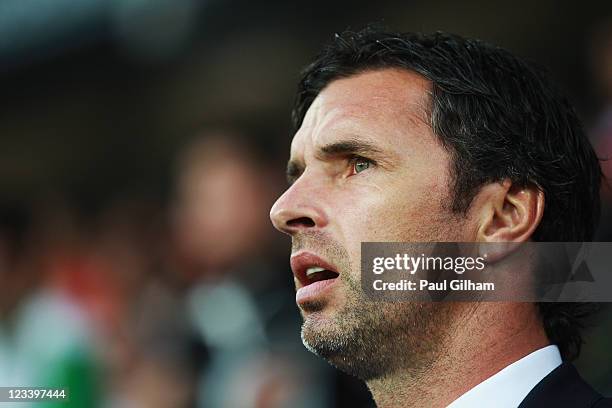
[0,1,611,407]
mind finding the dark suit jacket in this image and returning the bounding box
[519,363,612,408]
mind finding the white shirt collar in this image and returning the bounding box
[447,345,562,408]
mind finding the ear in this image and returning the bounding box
[473,179,545,244]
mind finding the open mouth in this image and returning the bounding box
[290,252,340,288]
[305,266,340,284]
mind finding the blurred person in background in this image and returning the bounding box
[590,20,612,240]
[570,19,612,396]
[169,130,330,408]
[0,200,101,408]
[86,198,199,408]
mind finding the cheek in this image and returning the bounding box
[334,175,460,255]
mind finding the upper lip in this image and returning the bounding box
[290,251,339,287]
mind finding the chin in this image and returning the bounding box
[300,315,343,356]
[300,316,388,381]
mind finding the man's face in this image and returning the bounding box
[270,68,471,379]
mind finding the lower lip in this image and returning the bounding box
[296,278,338,304]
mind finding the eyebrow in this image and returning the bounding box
[285,139,387,185]
[319,139,384,158]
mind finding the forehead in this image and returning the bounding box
[291,68,433,157]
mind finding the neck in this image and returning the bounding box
[366,302,550,408]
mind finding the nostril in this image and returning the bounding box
[287,217,315,228]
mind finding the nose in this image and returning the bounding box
[269,183,328,235]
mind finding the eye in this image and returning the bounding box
[350,156,374,175]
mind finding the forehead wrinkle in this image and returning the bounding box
[309,103,430,161]
[290,68,435,166]
[317,84,432,142]
[309,102,361,145]
[291,101,358,163]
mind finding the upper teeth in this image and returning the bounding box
[306,266,325,277]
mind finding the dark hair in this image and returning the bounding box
[292,26,603,361]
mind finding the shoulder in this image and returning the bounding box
[519,363,611,408]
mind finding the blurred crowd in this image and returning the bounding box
[0,131,349,408]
